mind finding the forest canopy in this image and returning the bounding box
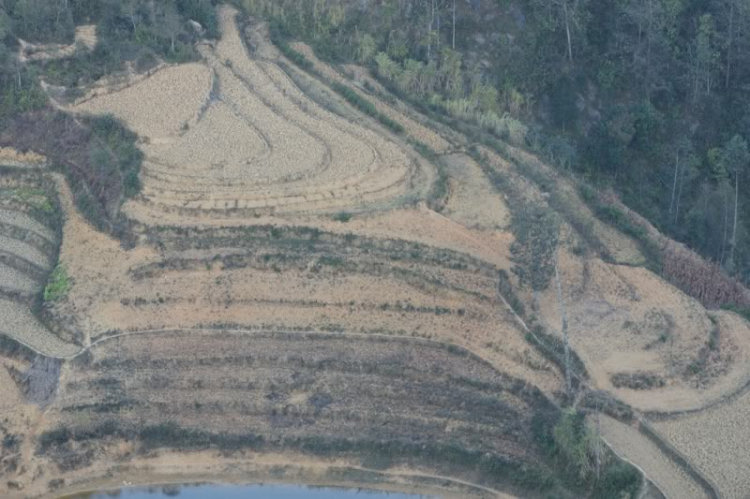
[237,0,750,282]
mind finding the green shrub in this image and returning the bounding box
[331,82,377,115]
[327,82,404,134]
[44,264,71,302]
[269,25,314,71]
[0,334,37,361]
[333,211,352,223]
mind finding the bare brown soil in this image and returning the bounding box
[535,249,750,413]
[0,170,79,357]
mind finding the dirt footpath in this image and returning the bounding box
[597,415,708,499]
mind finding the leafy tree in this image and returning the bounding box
[691,14,720,100]
[722,135,750,268]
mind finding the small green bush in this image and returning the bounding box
[329,82,404,134]
[333,211,352,223]
[44,264,71,302]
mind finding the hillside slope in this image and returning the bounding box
[1,3,748,499]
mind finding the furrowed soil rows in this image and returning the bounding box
[72,6,430,222]
[6,3,739,497]
[0,147,47,168]
[0,235,51,269]
[74,64,213,139]
[0,171,80,357]
[0,299,78,357]
[536,250,750,412]
[442,153,510,230]
[0,262,39,294]
[652,391,750,499]
[41,329,557,495]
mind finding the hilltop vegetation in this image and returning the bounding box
[239,0,750,285]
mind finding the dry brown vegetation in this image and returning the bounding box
[661,241,750,308]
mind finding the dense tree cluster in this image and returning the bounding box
[240,0,750,282]
[0,0,219,91]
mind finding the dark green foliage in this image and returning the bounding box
[0,61,48,121]
[411,141,449,210]
[721,304,750,322]
[18,0,219,88]
[269,24,313,70]
[240,0,750,291]
[611,372,666,390]
[329,81,403,134]
[511,203,560,293]
[37,426,72,453]
[0,333,37,361]
[332,211,352,223]
[497,269,526,318]
[176,0,219,38]
[83,114,143,198]
[9,0,75,44]
[532,409,642,499]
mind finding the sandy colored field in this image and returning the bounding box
[506,147,645,266]
[0,262,39,293]
[22,329,547,498]
[71,6,430,222]
[597,415,708,499]
[652,389,750,499]
[0,234,50,268]
[30,455,507,499]
[536,249,750,412]
[48,166,558,392]
[0,208,55,241]
[0,147,46,168]
[0,172,78,357]
[4,2,748,498]
[74,64,214,138]
[0,300,78,357]
[442,153,510,230]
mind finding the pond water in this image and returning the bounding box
[64,484,438,499]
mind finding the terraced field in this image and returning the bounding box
[48,182,558,393]
[651,387,750,498]
[72,6,432,223]
[3,4,750,499]
[0,170,79,358]
[45,330,558,495]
